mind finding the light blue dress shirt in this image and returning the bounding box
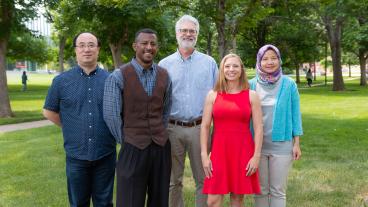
[158,50,218,122]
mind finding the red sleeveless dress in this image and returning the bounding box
[203,90,261,194]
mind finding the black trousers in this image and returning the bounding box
[116,141,171,207]
[307,78,313,86]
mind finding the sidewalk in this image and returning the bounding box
[0,120,53,133]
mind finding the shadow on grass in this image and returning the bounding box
[8,85,49,101]
[301,114,367,163]
[287,114,368,207]
[298,83,368,97]
[0,111,44,125]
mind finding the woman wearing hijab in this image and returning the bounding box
[249,45,303,207]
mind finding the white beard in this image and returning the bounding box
[177,37,197,49]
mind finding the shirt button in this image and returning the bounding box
[89,138,92,141]
[88,88,91,91]
[88,100,91,103]
[89,125,92,128]
[89,113,92,115]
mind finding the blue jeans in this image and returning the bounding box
[66,152,116,207]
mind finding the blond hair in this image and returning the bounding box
[214,53,249,92]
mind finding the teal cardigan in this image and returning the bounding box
[249,76,303,141]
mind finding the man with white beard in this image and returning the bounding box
[159,14,218,207]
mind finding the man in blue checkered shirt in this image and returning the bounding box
[43,32,116,207]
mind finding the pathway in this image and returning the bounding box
[0,120,53,133]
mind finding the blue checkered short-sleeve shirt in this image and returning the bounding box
[44,66,116,161]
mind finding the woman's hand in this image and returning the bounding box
[293,144,302,160]
[293,136,301,160]
[201,155,213,178]
[246,155,260,176]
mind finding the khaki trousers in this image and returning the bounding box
[167,123,208,207]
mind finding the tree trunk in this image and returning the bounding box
[324,16,345,91]
[206,30,212,56]
[295,62,300,84]
[0,0,13,117]
[109,42,123,69]
[357,18,367,86]
[358,49,367,86]
[229,19,237,54]
[313,60,317,81]
[230,37,237,54]
[216,0,226,59]
[58,35,66,72]
[0,38,13,117]
[256,21,267,49]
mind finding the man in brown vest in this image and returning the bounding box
[103,28,172,207]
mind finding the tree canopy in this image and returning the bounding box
[1,0,367,117]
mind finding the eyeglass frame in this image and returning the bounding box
[178,28,197,35]
[75,44,99,50]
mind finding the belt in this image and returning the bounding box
[169,118,202,127]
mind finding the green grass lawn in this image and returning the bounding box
[0,69,360,125]
[0,75,367,206]
[0,72,55,125]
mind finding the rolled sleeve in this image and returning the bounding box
[103,70,124,143]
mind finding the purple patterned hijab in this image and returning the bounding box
[256,44,283,85]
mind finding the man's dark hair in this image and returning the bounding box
[134,28,158,42]
[72,32,101,47]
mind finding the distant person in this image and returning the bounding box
[158,14,218,207]
[21,71,28,91]
[250,44,303,207]
[200,54,263,206]
[306,68,313,87]
[103,28,172,207]
[43,32,116,207]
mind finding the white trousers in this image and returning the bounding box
[255,154,293,207]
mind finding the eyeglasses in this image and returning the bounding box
[178,28,197,34]
[75,44,98,49]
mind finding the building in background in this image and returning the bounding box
[25,11,52,38]
[9,7,53,72]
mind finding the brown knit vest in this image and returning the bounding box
[120,63,169,149]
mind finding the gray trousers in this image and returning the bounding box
[167,123,208,207]
[255,154,293,207]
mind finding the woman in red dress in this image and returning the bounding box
[200,54,263,207]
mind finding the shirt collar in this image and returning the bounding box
[176,49,197,62]
[131,58,155,73]
[76,65,99,76]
